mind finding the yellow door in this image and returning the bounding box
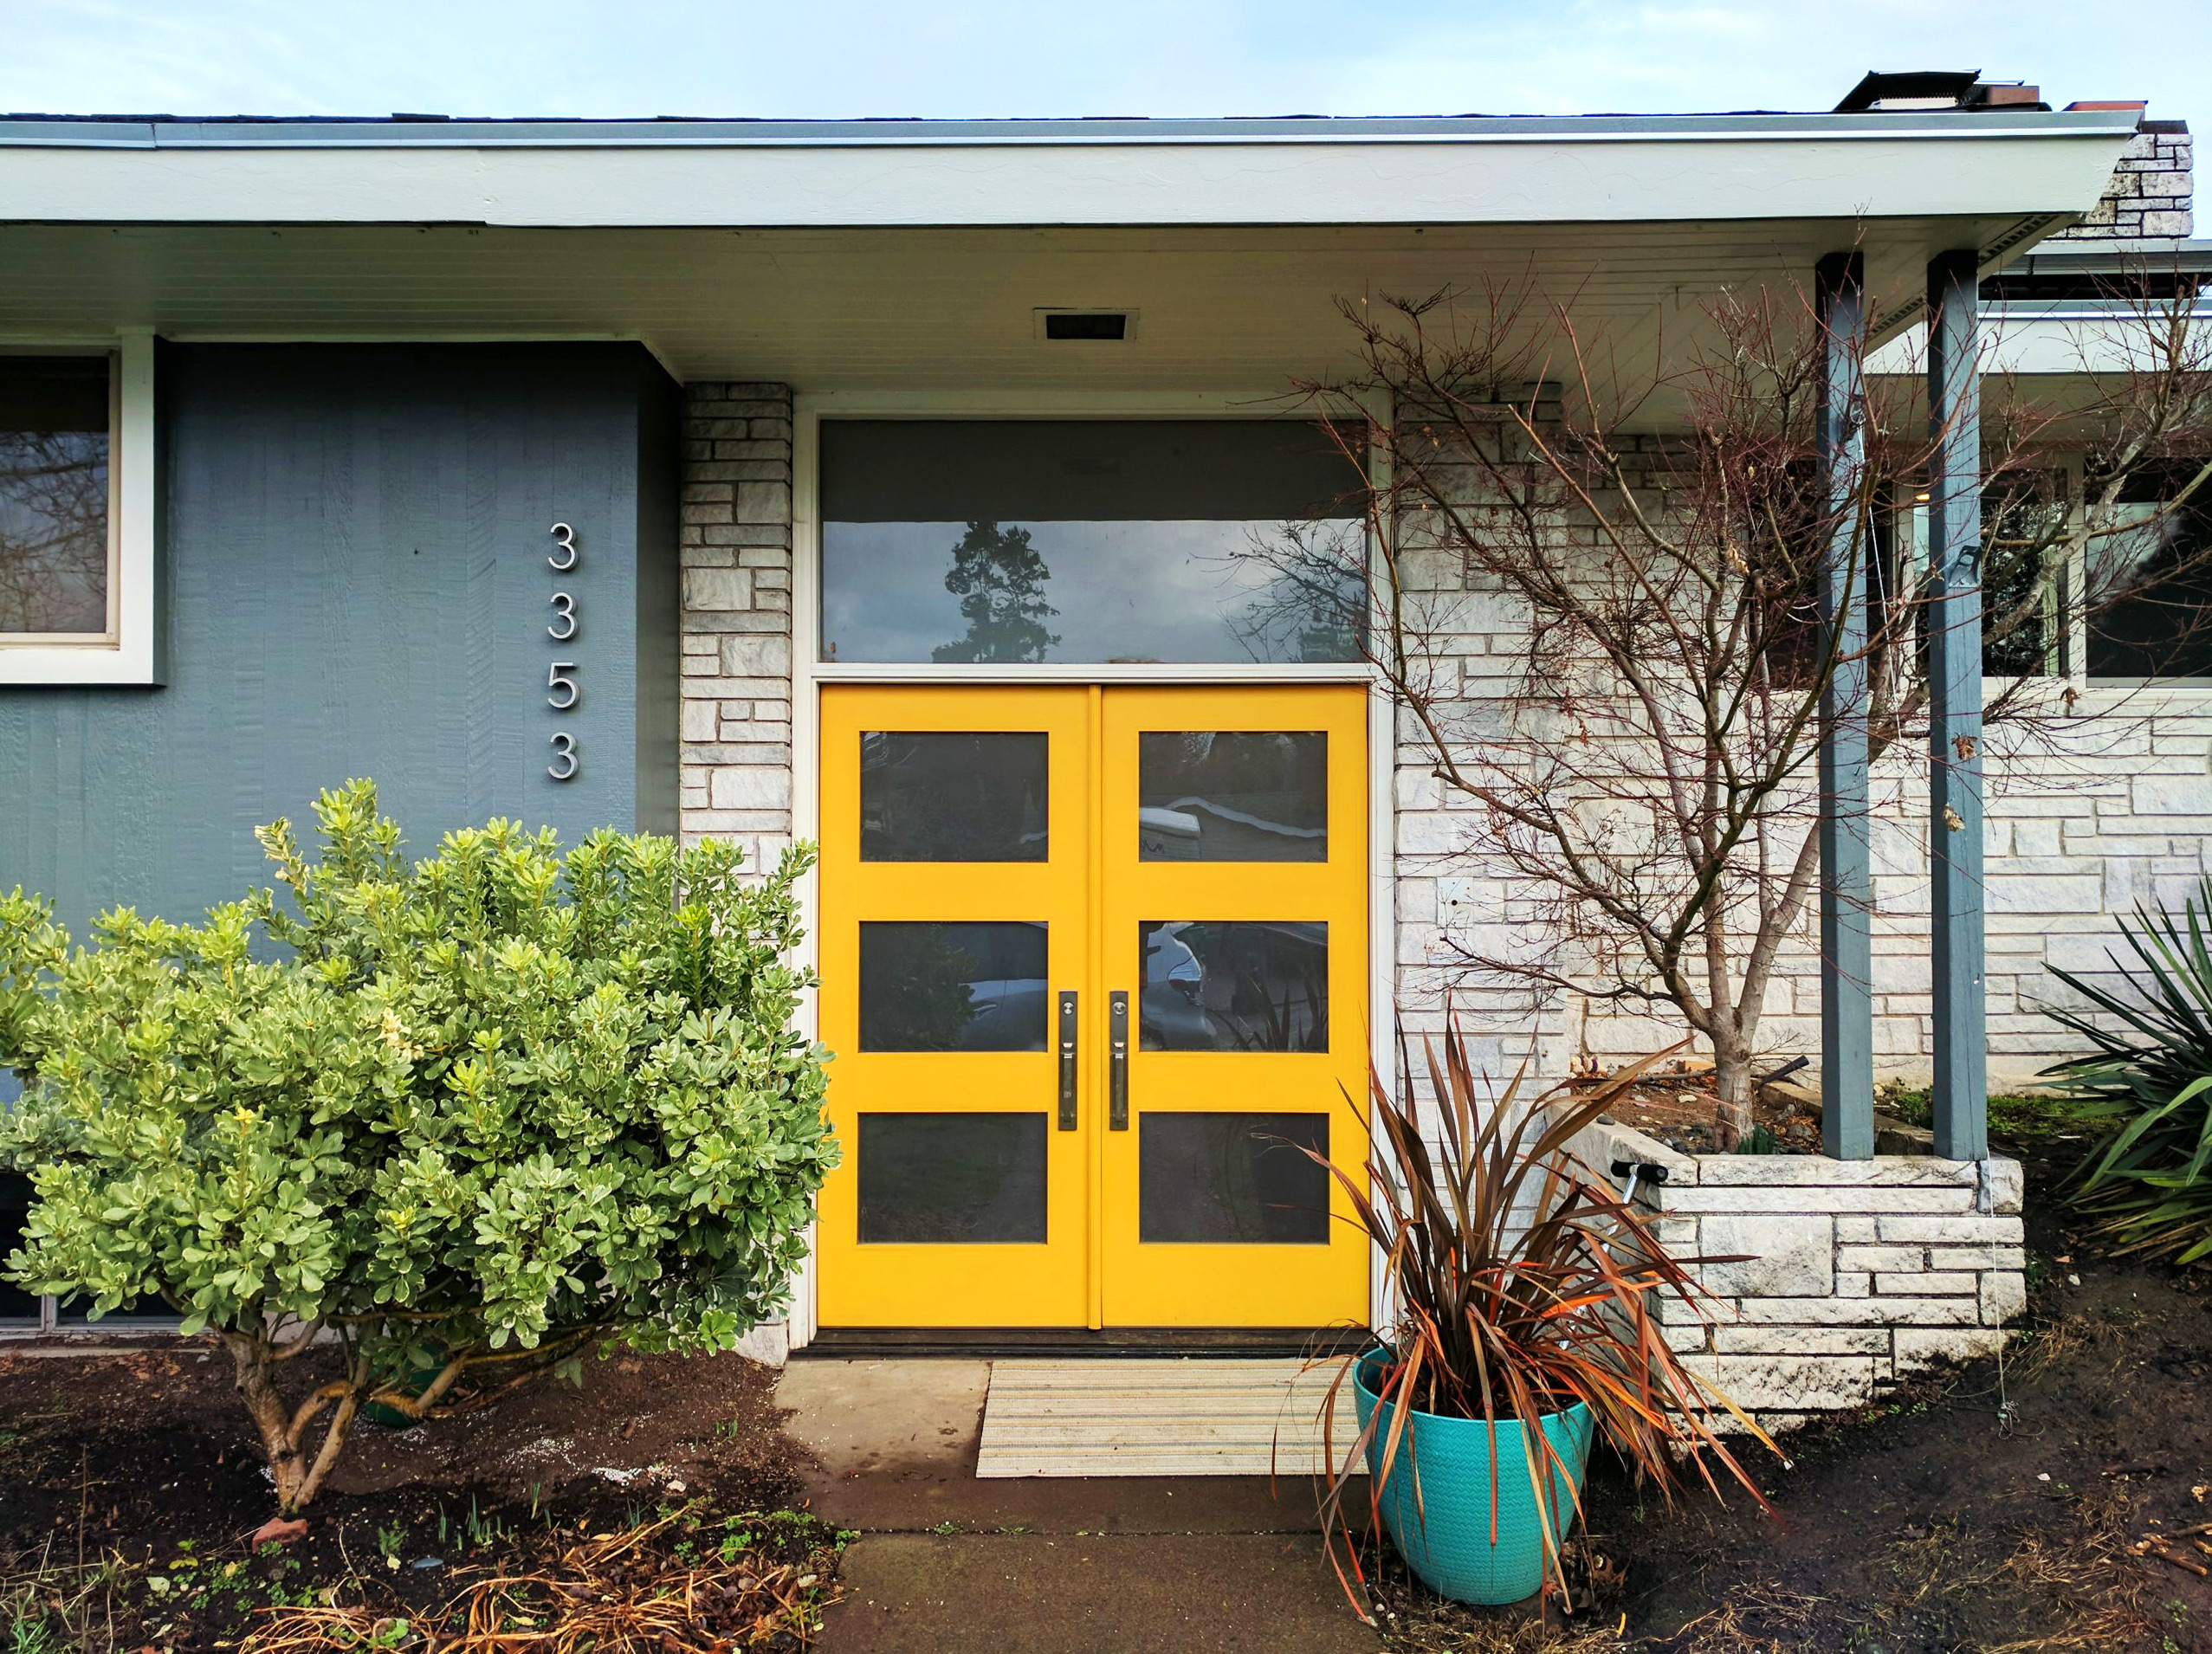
[816,682,1368,1330]
[1098,687,1370,1328]
[817,685,1094,1328]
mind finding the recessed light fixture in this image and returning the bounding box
[1035,308,1138,342]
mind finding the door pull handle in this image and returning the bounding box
[1109,991,1129,1131]
[1057,991,1079,1130]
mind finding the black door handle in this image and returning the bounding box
[1057,990,1078,1130]
[1109,991,1129,1131]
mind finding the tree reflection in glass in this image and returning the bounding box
[0,357,109,636]
[931,521,1060,664]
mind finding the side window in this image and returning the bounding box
[0,338,156,685]
[1978,469,2070,677]
[2086,462,2212,682]
[0,355,111,637]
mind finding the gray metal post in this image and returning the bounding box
[1816,252,1874,1160]
[1926,249,1989,1160]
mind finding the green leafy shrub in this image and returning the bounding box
[0,781,836,1510]
[2043,880,2212,1265]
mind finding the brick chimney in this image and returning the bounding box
[1835,76,2193,243]
[2048,113,2194,242]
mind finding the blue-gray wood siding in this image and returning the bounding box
[0,342,682,940]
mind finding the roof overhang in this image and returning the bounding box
[0,111,2143,230]
[0,111,2146,403]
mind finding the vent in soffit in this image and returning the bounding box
[1035,309,1137,341]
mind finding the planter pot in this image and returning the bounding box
[1351,1350,1594,1606]
[360,1347,447,1429]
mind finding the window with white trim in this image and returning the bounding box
[0,336,157,686]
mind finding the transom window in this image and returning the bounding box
[818,420,1367,666]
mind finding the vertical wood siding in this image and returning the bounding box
[0,342,681,938]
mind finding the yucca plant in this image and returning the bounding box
[1305,1029,1777,1615]
[2043,881,2212,1265]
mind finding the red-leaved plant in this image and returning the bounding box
[1306,1029,1779,1616]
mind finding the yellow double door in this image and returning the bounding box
[817,683,1369,1330]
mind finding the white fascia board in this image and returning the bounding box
[0,116,2140,229]
[1982,308,2212,376]
[1867,303,2212,379]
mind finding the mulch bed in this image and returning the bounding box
[0,1345,835,1652]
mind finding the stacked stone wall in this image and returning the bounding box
[2049,120,2192,242]
[676,382,795,871]
[1568,1118,2028,1426]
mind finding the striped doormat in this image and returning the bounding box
[975,1357,1360,1478]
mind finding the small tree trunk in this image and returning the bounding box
[223,1332,312,1513]
[290,1390,363,1511]
[1711,1044,1756,1151]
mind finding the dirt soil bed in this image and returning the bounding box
[1568,1057,1822,1155]
[3,1108,2207,1651]
[0,1345,834,1651]
[1368,1109,2212,1652]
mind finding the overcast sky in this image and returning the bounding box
[3,0,2204,140]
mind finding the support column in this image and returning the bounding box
[1816,252,1874,1160]
[1925,249,1989,1160]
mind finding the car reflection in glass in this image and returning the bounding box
[1138,920,1327,1053]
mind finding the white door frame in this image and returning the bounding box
[786,390,1396,1347]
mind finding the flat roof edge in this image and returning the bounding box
[0,109,2148,151]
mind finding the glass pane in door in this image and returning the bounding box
[1137,920,1328,1052]
[859,921,1051,1051]
[1138,731,1327,861]
[861,731,1048,861]
[858,1113,1050,1244]
[1138,1112,1330,1244]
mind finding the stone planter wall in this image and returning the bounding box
[1568,1117,2028,1431]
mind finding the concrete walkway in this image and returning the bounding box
[779,1358,1378,1654]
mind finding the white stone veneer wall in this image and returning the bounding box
[1388,486,2212,1089]
[677,382,796,868]
[679,381,798,1360]
[1569,1118,2028,1426]
[667,384,2210,1089]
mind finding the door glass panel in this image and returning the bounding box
[820,421,1365,665]
[1140,1113,1330,1244]
[1139,732,1326,862]
[1137,921,1327,1052]
[858,1113,1049,1243]
[860,921,1051,1051]
[861,731,1048,862]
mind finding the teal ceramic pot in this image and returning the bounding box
[1351,1349,1594,1606]
[359,1347,448,1429]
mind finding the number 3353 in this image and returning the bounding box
[547,523,580,779]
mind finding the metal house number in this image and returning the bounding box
[547,522,580,779]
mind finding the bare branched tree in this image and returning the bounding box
[1267,264,2212,1144]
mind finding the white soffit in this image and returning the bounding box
[0,112,2142,230]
